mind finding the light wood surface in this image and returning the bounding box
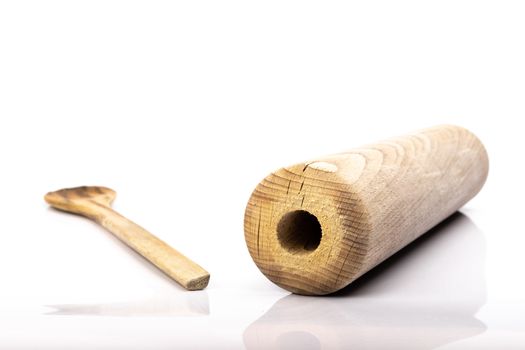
[45,186,210,290]
[244,125,489,295]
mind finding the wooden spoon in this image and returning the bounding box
[45,186,210,290]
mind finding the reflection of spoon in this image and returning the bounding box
[244,212,486,350]
[46,291,209,317]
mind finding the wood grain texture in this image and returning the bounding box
[244,125,488,295]
[45,186,210,290]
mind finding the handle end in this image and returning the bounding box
[185,273,210,291]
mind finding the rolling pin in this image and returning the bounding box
[244,125,488,295]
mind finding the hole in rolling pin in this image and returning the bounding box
[277,210,322,254]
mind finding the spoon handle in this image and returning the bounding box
[92,205,210,290]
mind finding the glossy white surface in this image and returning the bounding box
[1,1,524,349]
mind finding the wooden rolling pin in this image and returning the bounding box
[244,125,488,295]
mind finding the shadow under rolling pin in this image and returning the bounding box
[244,125,488,295]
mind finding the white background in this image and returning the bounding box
[1,1,524,349]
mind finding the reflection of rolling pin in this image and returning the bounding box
[244,125,488,295]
